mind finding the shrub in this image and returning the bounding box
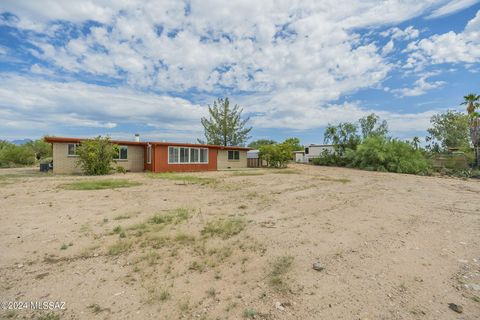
[259,144,291,168]
[76,136,117,175]
[0,142,35,167]
[201,217,246,239]
[346,136,431,175]
[116,166,127,174]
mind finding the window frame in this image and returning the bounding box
[168,146,209,164]
[113,145,128,160]
[67,143,79,157]
[228,150,240,161]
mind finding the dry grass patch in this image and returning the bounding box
[147,172,216,185]
[61,179,141,190]
[107,240,133,256]
[269,255,294,292]
[201,217,247,239]
[231,171,265,176]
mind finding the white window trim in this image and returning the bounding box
[147,144,152,164]
[67,143,79,157]
[168,146,209,164]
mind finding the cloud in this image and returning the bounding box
[426,0,479,19]
[391,72,446,97]
[0,1,476,141]
[0,74,206,139]
[405,10,480,69]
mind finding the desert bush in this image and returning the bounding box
[346,136,431,175]
[0,142,36,167]
[76,136,117,175]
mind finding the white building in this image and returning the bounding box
[294,144,335,163]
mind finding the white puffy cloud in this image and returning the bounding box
[405,10,480,69]
[391,72,446,97]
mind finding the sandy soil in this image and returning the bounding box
[0,164,479,320]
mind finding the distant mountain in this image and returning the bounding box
[10,139,32,145]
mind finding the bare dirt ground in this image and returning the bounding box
[1,164,479,320]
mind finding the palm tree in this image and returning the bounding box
[461,93,480,114]
[462,93,480,167]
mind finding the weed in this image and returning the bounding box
[201,217,246,239]
[317,176,350,183]
[159,289,170,301]
[61,179,141,190]
[225,301,238,312]
[175,233,196,244]
[36,313,60,320]
[206,287,217,297]
[150,208,191,225]
[243,308,257,318]
[269,255,294,292]
[87,303,103,314]
[60,243,68,250]
[107,240,133,256]
[113,225,123,234]
[113,214,131,220]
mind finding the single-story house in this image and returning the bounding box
[294,144,335,163]
[44,137,250,174]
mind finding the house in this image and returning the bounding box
[44,137,250,174]
[294,144,335,163]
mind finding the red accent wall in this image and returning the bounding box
[152,145,218,172]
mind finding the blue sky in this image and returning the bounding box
[0,1,479,145]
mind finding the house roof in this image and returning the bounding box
[44,137,250,150]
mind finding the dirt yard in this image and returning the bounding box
[0,164,479,320]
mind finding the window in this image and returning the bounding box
[305,147,309,155]
[113,146,128,160]
[67,143,79,156]
[147,145,152,164]
[228,150,240,161]
[168,147,208,164]
[200,148,208,163]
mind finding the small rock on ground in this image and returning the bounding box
[448,303,463,313]
[312,261,324,271]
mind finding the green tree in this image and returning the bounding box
[358,113,388,139]
[324,122,361,153]
[248,139,276,149]
[426,110,470,152]
[259,144,291,168]
[76,136,117,175]
[26,139,52,160]
[282,137,303,151]
[199,97,252,146]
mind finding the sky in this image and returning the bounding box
[0,1,479,145]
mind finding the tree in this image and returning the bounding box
[248,139,276,149]
[462,93,480,166]
[259,144,291,168]
[199,97,252,146]
[324,122,361,153]
[359,113,388,139]
[76,136,117,175]
[426,111,470,152]
[25,139,52,160]
[461,93,480,115]
[282,137,303,151]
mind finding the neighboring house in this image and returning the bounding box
[44,137,250,174]
[294,144,335,163]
